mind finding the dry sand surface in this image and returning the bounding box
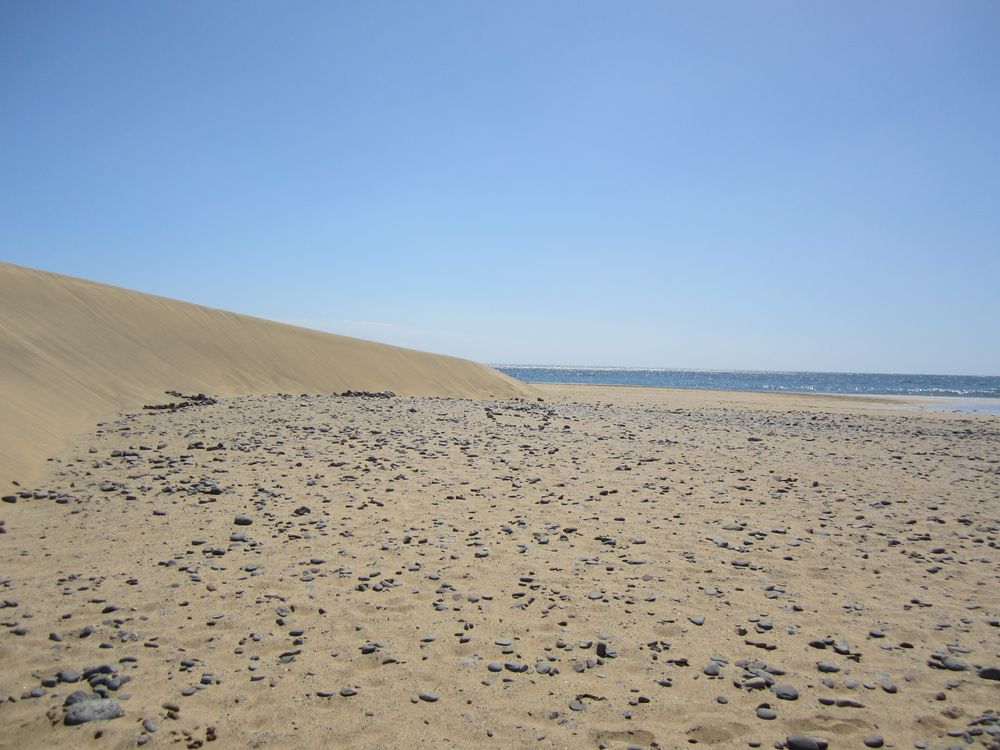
[1,382,998,749]
[0,261,529,485]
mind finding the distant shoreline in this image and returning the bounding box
[525,381,1000,415]
[496,365,1000,406]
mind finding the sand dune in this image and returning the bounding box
[0,261,531,484]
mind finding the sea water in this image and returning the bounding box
[495,366,1000,407]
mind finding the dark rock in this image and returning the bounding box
[64,698,123,725]
[932,655,968,671]
[786,736,822,750]
[63,691,94,707]
[756,705,777,720]
[772,684,798,700]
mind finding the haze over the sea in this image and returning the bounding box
[2,2,998,374]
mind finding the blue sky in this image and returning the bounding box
[2,1,998,374]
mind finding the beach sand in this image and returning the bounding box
[2,381,998,749]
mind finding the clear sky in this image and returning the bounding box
[2,2,998,375]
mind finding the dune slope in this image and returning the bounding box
[0,261,530,483]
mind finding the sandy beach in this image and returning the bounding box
[5,3,999,747]
[6,4,999,746]
[2,380,997,749]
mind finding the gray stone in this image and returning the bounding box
[64,698,123,725]
[63,691,94,707]
[938,656,968,671]
[786,736,821,750]
[772,684,798,700]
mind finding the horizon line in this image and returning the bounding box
[492,364,1000,379]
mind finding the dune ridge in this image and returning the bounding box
[0,261,530,483]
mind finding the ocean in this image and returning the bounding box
[495,366,1000,408]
